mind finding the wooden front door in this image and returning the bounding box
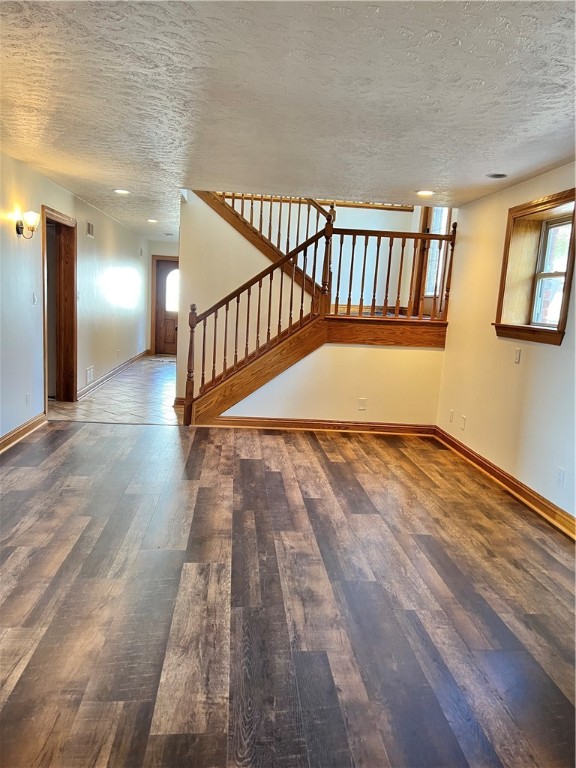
[155,260,179,355]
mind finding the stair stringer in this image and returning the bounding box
[192,318,328,425]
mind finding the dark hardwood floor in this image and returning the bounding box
[0,422,574,768]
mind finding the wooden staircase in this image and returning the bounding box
[183,193,457,426]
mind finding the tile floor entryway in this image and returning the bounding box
[48,356,182,425]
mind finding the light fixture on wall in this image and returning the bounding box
[15,211,40,239]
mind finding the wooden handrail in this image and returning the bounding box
[333,227,455,242]
[306,198,330,219]
[195,230,326,323]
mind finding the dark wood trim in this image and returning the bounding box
[173,397,185,407]
[151,255,179,355]
[325,316,447,347]
[42,205,78,407]
[495,188,575,344]
[434,427,575,540]
[493,323,564,345]
[209,416,436,435]
[0,414,47,455]
[333,227,455,241]
[76,349,150,399]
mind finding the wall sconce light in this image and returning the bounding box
[16,210,40,239]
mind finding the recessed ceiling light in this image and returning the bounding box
[147,219,158,223]
[114,189,130,195]
[416,190,434,197]
[486,173,508,179]
[163,233,174,237]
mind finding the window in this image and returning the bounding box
[165,269,179,312]
[495,188,575,345]
[531,218,571,326]
[424,207,451,297]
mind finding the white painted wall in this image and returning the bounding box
[224,344,444,424]
[437,163,575,516]
[149,240,179,257]
[1,153,150,438]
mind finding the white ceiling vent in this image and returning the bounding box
[86,221,95,238]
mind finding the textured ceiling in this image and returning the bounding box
[1,1,574,239]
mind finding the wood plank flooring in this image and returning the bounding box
[0,423,574,768]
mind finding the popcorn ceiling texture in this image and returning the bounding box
[1,1,574,236]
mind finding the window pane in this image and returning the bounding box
[544,223,571,272]
[424,242,441,296]
[165,269,179,312]
[532,276,565,326]
[430,207,449,234]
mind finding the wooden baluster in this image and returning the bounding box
[286,197,292,254]
[296,199,302,254]
[234,295,240,369]
[201,318,207,390]
[245,286,251,359]
[334,234,344,314]
[306,203,311,240]
[418,238,429,319]
[183,303,197,426]
[321,216,334,317]
[407,238,420,317]
[383,238,394,315]
[268,196,273,241]
[250,195,254,226]
[222,302,229,377]
[395,238,406,317]
[231,192,236,212]
[347,234,357,315]
[256,279,262,352]
[441,223,457,319]
[371,236,382,315]
[430,240,443,320]
[289,255,295,329]
[211,310,218,382]
[240,194,245,219]
[277,267,284,337]
[315,208,320,234]
[259,194,264,236]
[300,245,308,321]
[311,236,319,309]
[277,198,283,248]
[359,235,368,316]
[267,273,273,346]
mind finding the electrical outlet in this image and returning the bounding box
[460,415,466,431]
[116,349,120,359]
[556,467,565,488]
[86,366,94,385]
[358,397,367,411]
[25,393,31,407]
[32,292,38,305]
[449,409,454,423]
[514,347,521,364]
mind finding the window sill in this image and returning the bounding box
[493,323,565,346]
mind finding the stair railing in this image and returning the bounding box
[214,192,334,255]
[329,222,457,320]
[183,222,333,425]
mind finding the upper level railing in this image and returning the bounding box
[183,218,457,424]
[215,192,333,255]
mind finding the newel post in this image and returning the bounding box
[320,214,334,317]
[183,303,197,426]
[442,222,457,320]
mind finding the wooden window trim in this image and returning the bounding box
[494,188,575,345]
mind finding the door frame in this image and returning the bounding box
[151,255,179,354]
[42,205,78,409]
